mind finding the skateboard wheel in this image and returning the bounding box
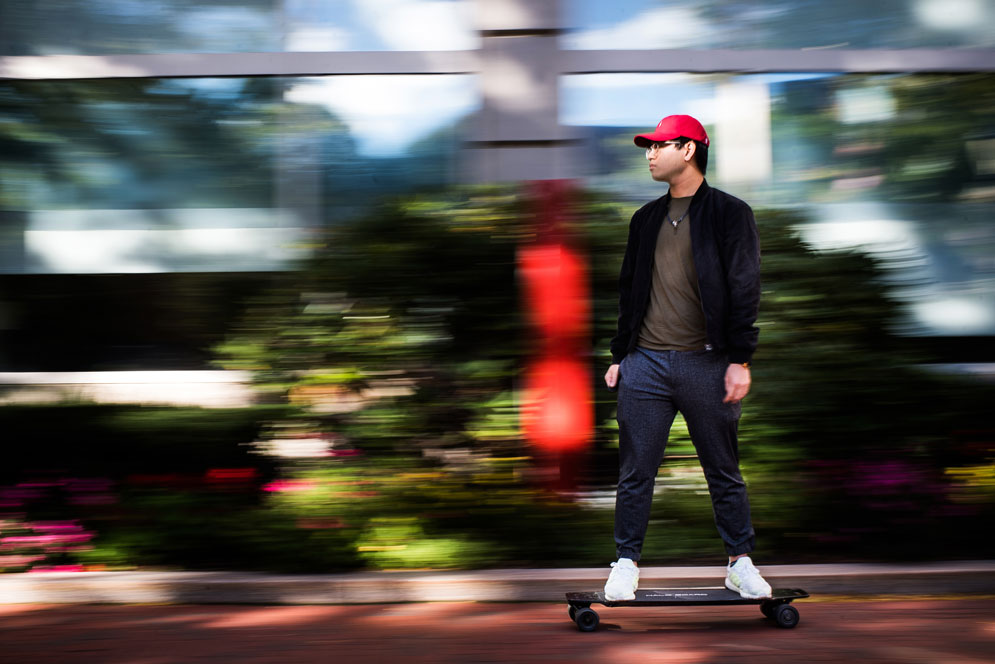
[568,605,577,622]
[774,603,800,629]
[575,608,600,632]
[760,601,776,619]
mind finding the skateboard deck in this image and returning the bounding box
[566,587,808,632]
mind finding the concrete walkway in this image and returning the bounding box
[6,598,995,663]
[2,561,993,604]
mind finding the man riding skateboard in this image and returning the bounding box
[603,114,772,601]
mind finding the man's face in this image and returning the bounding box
[645,140,688,183]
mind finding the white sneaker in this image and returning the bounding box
[604,558,639,601]
[725,556,772,599]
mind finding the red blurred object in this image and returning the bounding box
[518,244,589,342]
[518,181,593,454]
[205,468,258,482]
[521,357,593,451]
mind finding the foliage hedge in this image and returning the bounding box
[0,404,286,482]
[3,185,994,573]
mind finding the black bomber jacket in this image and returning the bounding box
[609,179,761,366]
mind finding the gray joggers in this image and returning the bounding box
[614,347,756,561]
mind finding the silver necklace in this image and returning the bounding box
[666,208,690,231]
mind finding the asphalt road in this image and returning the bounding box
[2,597,993,663]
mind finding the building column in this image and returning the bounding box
[462,0,579,182]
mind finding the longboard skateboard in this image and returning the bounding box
[565,587,809,632]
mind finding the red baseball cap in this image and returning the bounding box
[634,115,710,148]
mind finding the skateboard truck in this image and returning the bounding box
[566,587,808,632]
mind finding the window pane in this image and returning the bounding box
[561,72,995,336]
[0,0,477,56]
[562,0,995,49]
[0,75,478,273]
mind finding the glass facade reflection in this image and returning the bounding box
[561,72,995,336]
[0,0,477,56]
[562,0,995,50]
[0,75,477,274]
[1,0,993,372]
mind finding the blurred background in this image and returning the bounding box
[1,0,993,574]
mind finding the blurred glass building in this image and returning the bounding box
[1,0,994,394]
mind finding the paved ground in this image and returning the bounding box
[2,597,993,663]
[4,561,994,604]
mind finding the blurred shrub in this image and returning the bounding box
[0,404,288,572]
[260,459,612,570]
[214,187,533,458]
[212,186,994,565]
[0,404,286,482]
[4,185,994,572]
[740,211,995,559]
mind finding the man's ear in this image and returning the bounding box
[684,140,696,163]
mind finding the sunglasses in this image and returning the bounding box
[645,140,685,158]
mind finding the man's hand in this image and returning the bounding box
[605,363,620,389]
[723,363,751,403]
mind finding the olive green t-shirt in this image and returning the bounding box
[636,195,708,351]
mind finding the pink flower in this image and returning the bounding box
[31,521,84,533]
[326,448,362,458]
[2,532,92,548]
[0,487,45,507]
[2,535,62,546]
[262,479,318,493]
[0,554,46,566]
